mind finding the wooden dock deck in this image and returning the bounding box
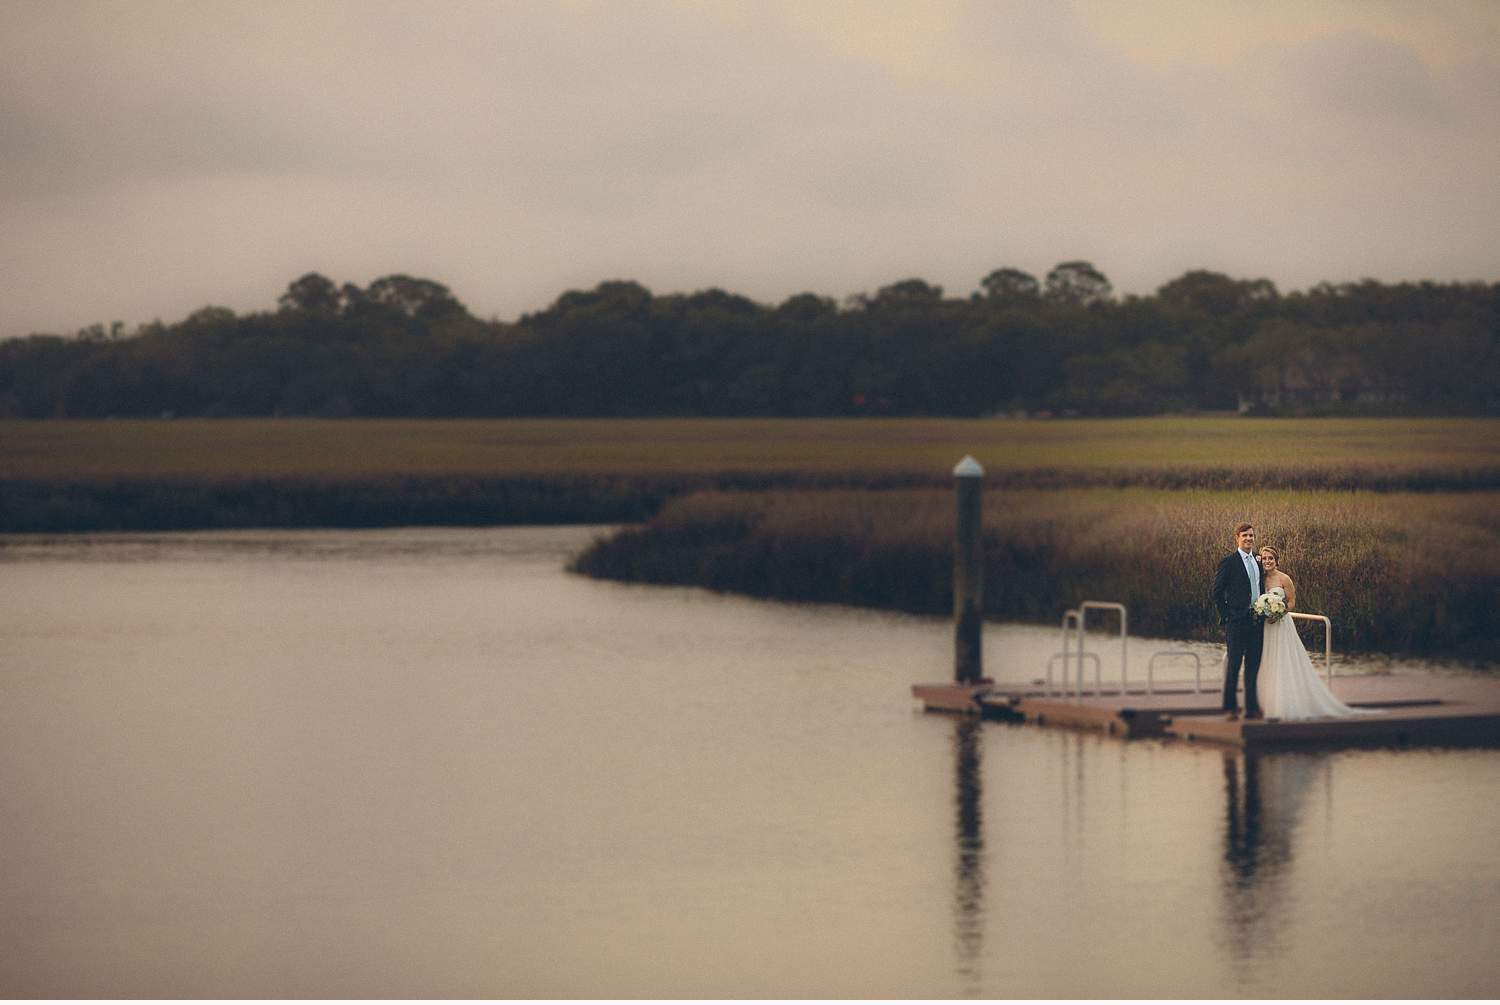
[912,673,1500,748]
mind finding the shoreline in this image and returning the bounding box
[5,418,1496,663]
[568,487,1500,665]
[4,517,1494,671]
[4,479,1496,664]
[6,461,1500,535]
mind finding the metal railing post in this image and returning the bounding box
[1048,652,1100,697]
[1057,610,1081,697]
[1078,601,1128,695]
[1289,612,1334,686]
[1076,611,1086,699]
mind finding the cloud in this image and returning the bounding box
[1249,29,1451,128]
[0,0,1496,336]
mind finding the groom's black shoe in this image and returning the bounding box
[1245,710,1265,721]
[1225,709,1241,721]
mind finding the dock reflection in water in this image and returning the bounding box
[935,715,1500,999]
[950,717,987,996]
[1220,751,1318,982]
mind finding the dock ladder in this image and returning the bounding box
[1051,601,1129,698]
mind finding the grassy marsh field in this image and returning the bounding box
[3,417,1497,658]
[2,415,1492,533]
[3,416,1499,484]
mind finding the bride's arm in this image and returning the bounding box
[1283,575,1297,610]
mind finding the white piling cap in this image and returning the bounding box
[953,455,985,478]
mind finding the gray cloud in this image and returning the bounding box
[1270,30,1452,126]
[1,0,1497,337]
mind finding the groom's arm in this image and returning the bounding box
[1210,556,1233,622]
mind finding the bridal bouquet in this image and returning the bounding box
[1253,588,1288,623]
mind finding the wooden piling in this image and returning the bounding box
[953,455,984,683]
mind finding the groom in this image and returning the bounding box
[1211,522,1264,721]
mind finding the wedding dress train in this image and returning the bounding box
[1258,616,1370,720]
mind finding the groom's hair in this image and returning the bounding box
[1235,522,1254,534]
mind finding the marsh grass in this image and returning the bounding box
[574,488,1500,659]
[4,417,1499,486]
[3,416,1499,531]
[7,417,1496,657]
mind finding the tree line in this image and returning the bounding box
[2,263,1496,418]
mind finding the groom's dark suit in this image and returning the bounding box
[1212,550,1264,716]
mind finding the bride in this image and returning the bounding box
[1256,546,1370,720]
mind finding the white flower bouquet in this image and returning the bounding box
[1253,587,1288,623]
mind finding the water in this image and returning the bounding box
[1,526,1496,997]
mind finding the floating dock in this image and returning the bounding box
[912,674,1500,748]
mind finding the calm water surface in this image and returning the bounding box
[1,526,1497,997]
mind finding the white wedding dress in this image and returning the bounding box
[1258,593,1370,720]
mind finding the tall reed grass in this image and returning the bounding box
[573,488,1500,660]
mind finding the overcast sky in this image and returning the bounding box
[2,0,1498,336]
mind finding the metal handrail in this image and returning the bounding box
[1147,651,1204,694]
[1059,610,1080,697]
[1077,601,1128,695]
[1049,605,1314,698]
[1288,612,1334,685]
[1048,651,1102,697]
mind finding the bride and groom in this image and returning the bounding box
[1211,522,1365,722]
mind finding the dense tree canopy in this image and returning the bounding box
[2,266,1496,418]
